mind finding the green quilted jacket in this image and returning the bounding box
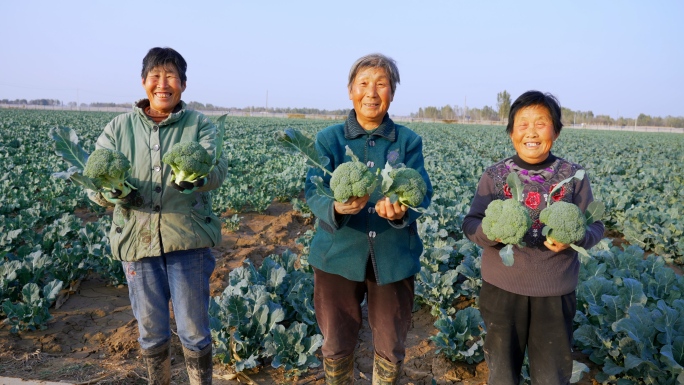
[88,100,228,261]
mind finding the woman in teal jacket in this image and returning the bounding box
[306,53,432,384]
[89,47,227,385]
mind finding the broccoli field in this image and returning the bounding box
[2,108,684,384]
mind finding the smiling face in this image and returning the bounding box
[510,105,558,164]
[348,67,393,130]
[142,65,186,114]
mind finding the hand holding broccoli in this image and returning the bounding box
[162,141,213,193]
[83,148,137,199]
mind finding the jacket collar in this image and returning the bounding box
[134,99,186,125]
[344,109,396,142]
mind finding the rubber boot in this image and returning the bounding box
[372,352,401,385]
[183,344,213,385]
[141,341,171,385]
[324,354,355,385]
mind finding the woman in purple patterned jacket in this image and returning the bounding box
[462,90,604,385]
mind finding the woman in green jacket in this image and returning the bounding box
[88,47,227,385]
[305,53,432,384]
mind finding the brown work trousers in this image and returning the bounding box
[313,263,415,364]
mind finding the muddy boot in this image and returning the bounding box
[324,354,354,385]
[183,344,213,385]
[372,352,402,385]
[142,341,171,385]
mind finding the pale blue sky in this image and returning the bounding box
[1,0,681,118]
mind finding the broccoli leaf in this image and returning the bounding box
[547,170,585,205]
[49,126,99,191]
[309,176,336,200]
[276,128,331,176]
[500,244,515,266]
[506,172,524,201]
[585,201,606,225]
[49,126,89,170]
[570,244,590,257]
[214,114,227,164]
[344,145,360,163]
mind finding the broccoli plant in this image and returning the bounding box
[380,162,428,211]
[161,114,227,185]
[540,199,605,257]
[162,141,213,185]
[329,159,378,202]
[277,128,426,207]
[481,172,532,266]
[276,128,378,203]
[50,126,135,197]
[537,169,604,257]
[83,148,136,197]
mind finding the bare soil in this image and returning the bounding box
[0,202,597,384]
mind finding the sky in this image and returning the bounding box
[1,1,682,118]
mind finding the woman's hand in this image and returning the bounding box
[375,197,408,221]
[544,237,571,252]
[334,195,370,215]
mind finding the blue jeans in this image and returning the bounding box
[123,248,216,351]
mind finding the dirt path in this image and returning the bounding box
[2,201,592,384]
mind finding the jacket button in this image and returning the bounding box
[153,125,159,132]
[152,144,160,151]
[205,217,212,224]
[154,205,161,212]
[116,227,122,233]
[155,186,162,193]
[366,161,374,167]
[153,166,161,172]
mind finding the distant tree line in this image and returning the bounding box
[411,90,684,128]
[186,101,350,116]
[1,98,63,106]
[3,96,682,128]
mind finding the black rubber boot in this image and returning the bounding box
[141,341,171,385]
[183,344,213,385]
[324,354,355,385]
[372,352,401,385]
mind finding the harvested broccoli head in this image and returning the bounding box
[329,161,377,202]
[539,201,586,245]
[83,148,134,197]
[162,141,213,185]
[385,167,427,207]
[481,198,532,245]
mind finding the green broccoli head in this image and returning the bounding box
[386,167,427,207]
[539,201,586,245]
[162,141,213,185]
[481,198,532,245]
[329,161,376,202]
[83,148,133,197]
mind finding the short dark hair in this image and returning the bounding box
[141,47,187,83]
[506,90,563,136]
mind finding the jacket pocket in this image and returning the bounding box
[109,206,138,261]
[190,210,221,247]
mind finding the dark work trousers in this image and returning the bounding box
[479,280,576,385]
[313,262,414,364]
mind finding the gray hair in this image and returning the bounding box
[348,53,400,96]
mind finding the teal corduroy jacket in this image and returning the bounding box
[305,111,433,285]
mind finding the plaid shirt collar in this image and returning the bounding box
[344,110,397,142]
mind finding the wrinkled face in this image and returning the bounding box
[510,105,558,164]
[348,67,393,130]
[142,65,186,114]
